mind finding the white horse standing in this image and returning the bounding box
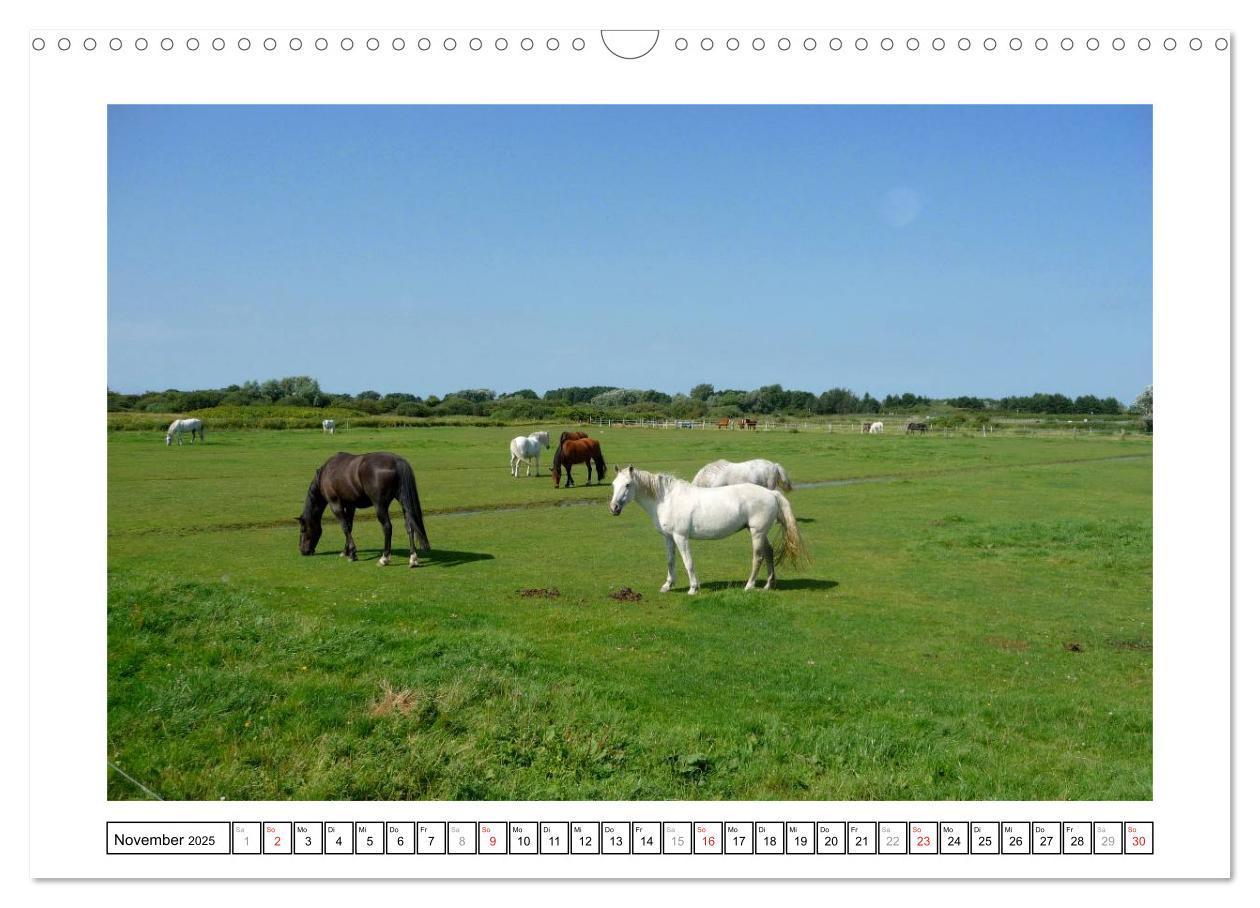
[609,466,806,594]
[869,421,884,434]
[322,419,336,434]
[508,431,551,477]
[692,458,793,492]
[165,418,204,446]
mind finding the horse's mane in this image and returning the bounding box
[630,469,682,500]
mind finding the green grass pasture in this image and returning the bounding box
[108,426,1151,800]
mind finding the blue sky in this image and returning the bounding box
[108,104,1151,400]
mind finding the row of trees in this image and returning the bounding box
[107,377,1147,420]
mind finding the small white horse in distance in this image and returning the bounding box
[869,421,884,434]
[509,430,551,478]
[692,458,793,492]
[322,419,336,434]
[609,465,806,595]
[165,418,204,446]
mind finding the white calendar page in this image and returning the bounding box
[18,0,1235,884]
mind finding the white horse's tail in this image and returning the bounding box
[772,490,808,566]
[775,463,793,493]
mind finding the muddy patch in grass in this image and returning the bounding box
[610,587,643,602]
[369,681,418,717]
[987,636,1029,652]
[518,587,560,599]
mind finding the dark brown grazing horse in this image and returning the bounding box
[906,422,929,434]
[552,436,607,488]
[297,452,431,567]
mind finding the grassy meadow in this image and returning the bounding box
[108,425,1152,801]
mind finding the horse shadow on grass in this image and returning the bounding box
[695,578,838,592]
[315,548,495,568]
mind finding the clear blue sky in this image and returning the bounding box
[108,104,1151,400]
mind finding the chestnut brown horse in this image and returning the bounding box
[552,436,607,488]
[297,452,431,567]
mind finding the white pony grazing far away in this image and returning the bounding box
[869,421,884,434]
[609,465,806,595]
[509,430,551,477]
[691,458,793,492]
[165,418,204,446]
[322,419,336,434]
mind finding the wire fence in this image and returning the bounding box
[579,416,1146,439]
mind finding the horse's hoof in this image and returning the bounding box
[744,582,757,591]
[409,554,419,568]
[660,583,672,593]
[378,556,389,566]
[688,587,698,596]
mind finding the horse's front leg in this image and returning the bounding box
[334,505,357,560]
[674,534,698,595]
[661,535,676,593]
[376,502,393,566]
[585,460,593,485]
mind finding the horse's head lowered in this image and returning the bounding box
[609,465,635,515]
[296,513,322,555]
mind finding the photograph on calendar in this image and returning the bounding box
[106,103,1152,802]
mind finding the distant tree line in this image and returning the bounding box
[107,376,1145,421]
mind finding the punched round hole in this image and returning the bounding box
[111,37,124,51]
[1189,37,1202,51]
[85,37,97,51]
[1163,37,1176,51]
[701,37,714,51]
[958,37,971,50]
[57,37,70,50]
[675,37,687,51]
[186,37,199,51]
[931,37,945,51]
[340,37,353,51]
[1035,37,1048,50]
[1086,37,1099,51]
[546,37,559,50]
[907,37,919,51]
[1061,37,1073,50]
[1215,37,1228,51]
[366,37,379,51]
[983,37,996,51]
[803,37,816,51]
[1112,37,1125,51]
[495,38,507,50]
[779,37,791,51]
[521,37,533,51]
[443,37,456,51]
[752,37,765,51]
[392,37,404,51]
[32,37,45,51]
[238,37,251,51]
[829,37,842,50]
[291,37,303,51]
[418,37,431,51]
[469,37,482,51]
[134,37,147,51]
[880,37,893,51]
[1010,37,1023,50]
[161,37,173,51]
[726,37,739,50]
[264,37,277,51]
[572,37,585,50]
[854,37,867,51]
[1138,37,1150,51]
[314,37,327,51]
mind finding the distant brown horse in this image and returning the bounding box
[906,422,929,434]
[297,452,431,567]
[861,422,873,433]
[552,436,607,488]
[716,418,731,430]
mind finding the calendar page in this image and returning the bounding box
[21,0,1233,885]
